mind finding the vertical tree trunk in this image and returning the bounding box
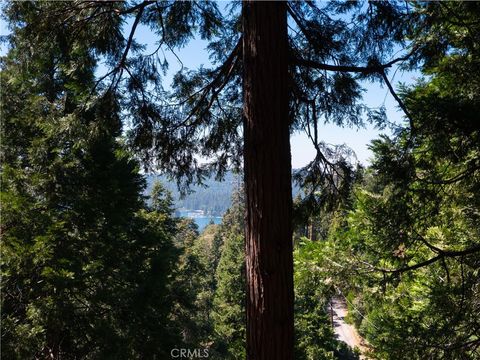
[242,2,294,359]
[308,220,316,241]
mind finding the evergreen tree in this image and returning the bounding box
[211,188,246,359]
[190,223,223,344]
[211,188,356,359]
[1,5,181,358]
[294,240,353,360]
[168,217,222,349]
[323,3,480,357]
[168,218,204,346]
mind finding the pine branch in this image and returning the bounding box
[91,1,150,94]
[169,37,242,131]
[364,244,480,274]
[292,55,411,74]
[380,70,414,132]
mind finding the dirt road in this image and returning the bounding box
[330,296,369,359]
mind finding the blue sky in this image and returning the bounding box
[1,7,418,168]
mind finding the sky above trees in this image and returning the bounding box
[0,12,417,169]
[125,18,419,167]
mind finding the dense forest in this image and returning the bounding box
[1,1,479,359]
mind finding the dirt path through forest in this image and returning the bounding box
[330,296,369,359]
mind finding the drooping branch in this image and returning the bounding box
[286,4,321,54]
[119,5,147,67]
[92,1,151,93]
[169,37,242,131]
[292,55,411,74]
[441,338,480,352]
[364,244,480,274]
[287,3,415,131]
[380,70,414,132]
[287,3,412,74]
[422,163,480,185]
[414,229,445,254]
[293,55,415,131]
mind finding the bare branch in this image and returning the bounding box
[117,1,155,15]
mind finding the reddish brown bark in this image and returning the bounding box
[242,1,294,359]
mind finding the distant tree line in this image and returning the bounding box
[145,172,301,217]
[145,173,239,216]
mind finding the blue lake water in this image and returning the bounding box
[177,210,222,232]
[193,216,222,232]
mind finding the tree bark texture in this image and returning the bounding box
[242,1,294,359]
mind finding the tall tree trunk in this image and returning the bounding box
[242,2,294,359]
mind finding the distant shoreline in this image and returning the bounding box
[177,208,224,219]
[177,210,223,232]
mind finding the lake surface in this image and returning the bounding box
[193,216,222,231]
[177,210,222,232]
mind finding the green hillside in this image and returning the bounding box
[146,172,301,217]
[145,172,241,216]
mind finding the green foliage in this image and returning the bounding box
[321,4,480,357]
[294,239,340,360]
[180,187,348,360]
[0,5,182,357]
[208,188,350,359]
[191,223,223,341]
[3,1,480,359]
[331,132,479,358]
[1,89,181,358]
[1,0,414,189]
[166,213,224,350]
[167,218,205,346]
[210,189,246,359]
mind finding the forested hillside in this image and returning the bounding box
[145,172,300,216]
[145,172,239,216]
[2,1,479,360]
